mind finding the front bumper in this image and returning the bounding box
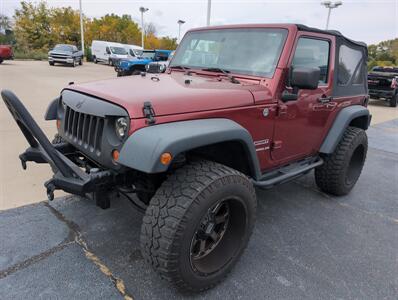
[49,57,74,64]
[369,89,395,99]
[1,90,114,199]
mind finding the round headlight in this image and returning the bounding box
[159,64,166,72]
[115,117,128,139]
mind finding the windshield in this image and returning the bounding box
[110,47,127,55]
[128,49,143,57]
[170,28,288,77]
[142,51,156,59]
[54,45,73,52]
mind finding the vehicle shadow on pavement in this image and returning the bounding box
[0,119,397,300]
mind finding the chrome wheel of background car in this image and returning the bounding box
[189,198,246,275]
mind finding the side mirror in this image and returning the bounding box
[282,67,321,102]
[291,67,320,90]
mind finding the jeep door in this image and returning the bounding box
[271,32,336,163]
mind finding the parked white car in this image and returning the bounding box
[91,40,128,66]
[124,44,143,58]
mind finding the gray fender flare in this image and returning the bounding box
[44,97,59,120]
[118,118,261,178]
[319,105,371,154]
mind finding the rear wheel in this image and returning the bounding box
[315,126,367,196]
[79,58,83,65]
[389,94,397,107]
[140,160,256,292]
[93,56,97,64]
[0,58,3,64]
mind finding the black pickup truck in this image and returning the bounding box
[367,67,398,107]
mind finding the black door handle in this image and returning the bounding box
[318,96,333,103]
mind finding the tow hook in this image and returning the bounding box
[44,180,56,201]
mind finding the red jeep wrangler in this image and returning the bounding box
[2,24,370,292]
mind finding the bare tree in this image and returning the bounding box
[145,22,157,35]
[0,14,11,33]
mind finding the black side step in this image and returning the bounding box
[252,158,323,189]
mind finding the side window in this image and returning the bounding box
[106,46,111,54]
[292,37,330,84]
[338,45,364,85]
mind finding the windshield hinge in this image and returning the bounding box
[143,101,156,125]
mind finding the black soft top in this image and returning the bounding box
[296,24,367,48]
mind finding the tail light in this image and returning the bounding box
[391,77,398,89]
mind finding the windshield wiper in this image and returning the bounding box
[169,65,192,75]
[201,67,240,84]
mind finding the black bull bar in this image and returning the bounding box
[1,90,113,200]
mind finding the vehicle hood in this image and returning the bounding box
[368,71,398,79]
[120,57,152,66]
[65,73,269,118]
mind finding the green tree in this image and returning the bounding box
[14,1,53,51]
[86,14,141,46]
[158,36,178,50]
[51,7,83,48]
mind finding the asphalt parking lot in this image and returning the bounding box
[0,60,397,299]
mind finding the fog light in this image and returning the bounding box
[112,149,120,161]
[160,152,172,165]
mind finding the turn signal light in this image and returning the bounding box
[160,152,172,165]
[112,149,120,161]
[56,119,61,129]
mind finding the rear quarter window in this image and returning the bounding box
[338,45,364,85]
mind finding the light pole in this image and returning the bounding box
[206,0,211,26]
[177,20,185,43]
[139,6,149,48]
[321,1,342,30]
[79,0,84,56]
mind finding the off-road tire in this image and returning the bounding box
[389,94,397,107]
[140,160,256,292]
[315,126,367,196]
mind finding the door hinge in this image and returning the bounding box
[142,101,156,125]
[271,140,283,150]
[276,105,287,117]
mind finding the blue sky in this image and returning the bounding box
[1,0,397,45]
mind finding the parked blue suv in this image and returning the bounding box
[115,49,172,76]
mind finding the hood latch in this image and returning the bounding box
[143,101,156,125]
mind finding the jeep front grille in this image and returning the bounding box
[63,105,104,155]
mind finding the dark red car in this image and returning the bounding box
[2,24,370,292]
[0,45,13,63]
